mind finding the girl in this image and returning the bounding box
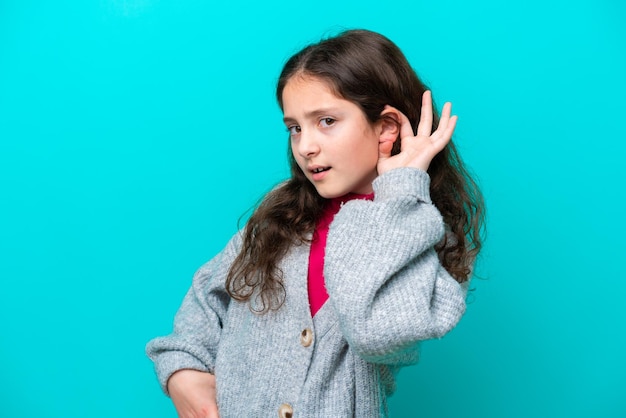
[147,29,484,417]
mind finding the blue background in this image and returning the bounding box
[1,1,624,417]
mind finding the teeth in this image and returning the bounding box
[313,168,326,173]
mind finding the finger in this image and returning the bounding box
[433,101,452,138]
[396,109,416,142]
[441,115,458,143]
[416,90,433,137]
[435,115,457,150]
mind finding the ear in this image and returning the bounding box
[377,105,402,144]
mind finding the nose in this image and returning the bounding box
[296,129,320,159]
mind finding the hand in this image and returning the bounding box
[378,90,457,174]
[167,369,220,418]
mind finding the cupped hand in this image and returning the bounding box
[378,90,457,174]
[168,369,220,418]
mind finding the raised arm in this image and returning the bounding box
[325,91,466,364]
[324,168,467,364]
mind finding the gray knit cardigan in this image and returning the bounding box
[146,168,468,417]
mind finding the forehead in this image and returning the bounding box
[283,75,336,101]
[282,76,355,118]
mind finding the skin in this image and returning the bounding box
[283,75,384,198]
[166,76,457,417]
[168,370,219,418]
[282,76,457,198]
[377,89,457,175]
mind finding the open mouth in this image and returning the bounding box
[311,167,330,174]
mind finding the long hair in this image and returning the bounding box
[226,29,485,313]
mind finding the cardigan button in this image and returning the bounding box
[300,328,313,347]
[278,402,293,418]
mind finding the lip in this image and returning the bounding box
[308,165,331,181]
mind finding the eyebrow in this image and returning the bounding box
[283,108,342,124]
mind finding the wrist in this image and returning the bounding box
[374,167,432,203]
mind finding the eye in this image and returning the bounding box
[286,125,301,136]
[320,117,336,127]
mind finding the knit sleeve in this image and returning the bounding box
[145,232,241,394]
[323,167,467,365]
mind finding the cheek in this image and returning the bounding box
[349,146,378,172]
[358,133,381,164]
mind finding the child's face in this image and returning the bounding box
[282,76,380,199]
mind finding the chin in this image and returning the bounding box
[316,191,341,199]
[314,186,345,199]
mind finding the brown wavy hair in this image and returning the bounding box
[226,29,485,313]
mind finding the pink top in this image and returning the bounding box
[307,192,374,316]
